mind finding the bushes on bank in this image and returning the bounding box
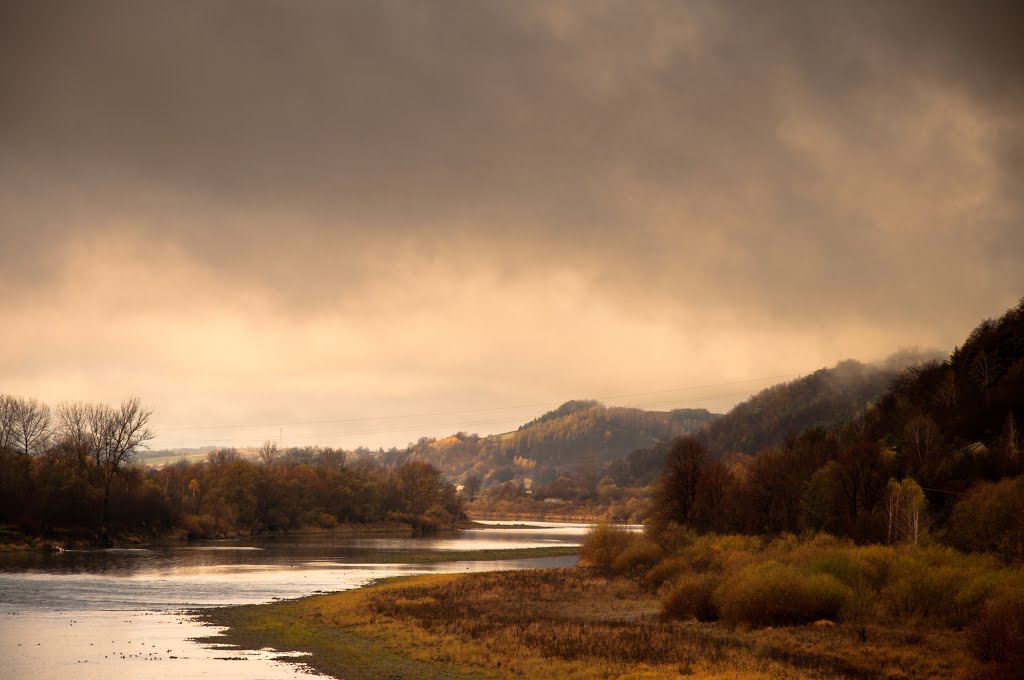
[612,538,665,575]
[579,522,637,571]
[645,556,692,588]
[661,572,720,621]
[713,561,852,626]
[642,530,1024,650]
[970,588,1024,664]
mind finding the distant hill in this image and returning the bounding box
[700,352,939,457]
[386,402,719,487]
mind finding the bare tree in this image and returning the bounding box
[885,478,902,545]
[88,397,155,526]
[55,401,96,476]
[13,396,51,456]
[0,394,17,452]
[258,439,280,465]
[904,415,941,473]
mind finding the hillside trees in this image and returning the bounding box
[700,358,928,457]
[647,299,1024,555]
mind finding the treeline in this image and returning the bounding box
[646,299,1024,561]
[0,396,462,543]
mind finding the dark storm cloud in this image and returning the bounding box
[1,0,1021,330]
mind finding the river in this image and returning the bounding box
[0,521,588,680]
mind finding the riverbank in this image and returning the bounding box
[198,567,977,679]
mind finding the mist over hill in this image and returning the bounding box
[699,351,941,457]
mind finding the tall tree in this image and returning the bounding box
[0,394,18,452]
[89,397,154,527]
[651,437,708,530]
[13,397,51,456]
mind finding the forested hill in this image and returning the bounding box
[385,401,718,487]
[863,298,1024,492]
[644,299,1024,555]
[700,353,938,457]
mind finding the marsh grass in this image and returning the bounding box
[198,528,1019,680]
[204,567,977,679]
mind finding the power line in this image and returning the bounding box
[151,371,803,435]
[150,385,774,449]
[149,355,917,449]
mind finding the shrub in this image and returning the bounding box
[579,523,637,571]
[969,588,1024,664]
[880,559,962,620]
[647,520,695,552]
[662,572,720,621]
[809,554,866,589]
[841,584,877,626]
[850,544,896,589]
[714,561,852,627]
[181,513,224,539]
[950,569,1022,628]
[679,533,760,574]
[612,539,665,575]
[645,556,692,589]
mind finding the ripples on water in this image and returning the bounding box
[0,522,588,680]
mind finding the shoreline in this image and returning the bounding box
[0,518,509,552]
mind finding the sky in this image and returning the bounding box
[1,0,1022,451]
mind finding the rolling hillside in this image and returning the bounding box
[387,401,718,487]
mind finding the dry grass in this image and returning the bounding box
[204,567,979,679]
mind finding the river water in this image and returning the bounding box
[0,521,588,680]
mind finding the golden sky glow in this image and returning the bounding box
[1,1,1021,449]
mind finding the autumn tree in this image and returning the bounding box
[650,437,708,534]
[393,460,453,518]
[833,441,885,537]
[462,473,481,502]
[690,460,740,532]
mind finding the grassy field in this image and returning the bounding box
[199,566,979,679]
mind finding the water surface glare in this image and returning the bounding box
[0,522,585,679]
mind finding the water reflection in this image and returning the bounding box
[0,522,590,577]
[0,522,586,680]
